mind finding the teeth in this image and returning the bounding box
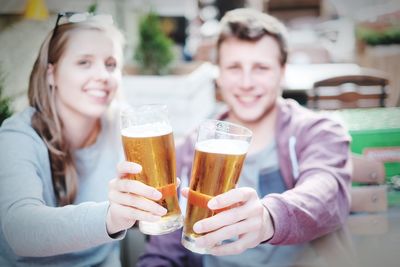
[87,90,107,97]
[238,96,257,103]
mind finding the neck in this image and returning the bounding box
[227,106,278,155]
[61,113,101,149]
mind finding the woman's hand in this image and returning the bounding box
[106,161,167,235]
[181,187,274,256]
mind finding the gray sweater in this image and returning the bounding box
[0,107,125,266]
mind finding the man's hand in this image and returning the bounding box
[182,187,274,255]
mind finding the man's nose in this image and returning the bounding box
[240,70,255,90]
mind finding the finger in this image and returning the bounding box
[195,217,262,248]
[193,199,262,234]
[111,203,162,222]
[117,161,142,177]
[109,178,162,201]
[208,232,260,256]
[180,187,189,198]
[208,187,256,210]
[109,190,167,216]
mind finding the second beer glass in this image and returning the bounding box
[182,119,252,254]
[120,104,183,235]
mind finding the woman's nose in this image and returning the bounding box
[94,64,110,81]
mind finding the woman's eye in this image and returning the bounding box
[78,60,91,67]
[256,65,269,71]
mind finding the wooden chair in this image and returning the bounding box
[348,154,388,237]
[308,73,389,110]
[350,153,387,213]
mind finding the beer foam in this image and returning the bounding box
[121,123,172,138]
[196,139,249,155]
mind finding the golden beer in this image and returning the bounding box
[182,138,249,253]
[121,122,183,235]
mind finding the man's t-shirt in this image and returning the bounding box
[203,141,320,267]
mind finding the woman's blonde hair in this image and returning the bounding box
[28,18,124,206]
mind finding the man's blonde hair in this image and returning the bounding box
[217,8,288,65]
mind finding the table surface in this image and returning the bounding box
[348,205,400,267]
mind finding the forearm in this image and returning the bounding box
[2,201,122,257]
[263,171,350,245]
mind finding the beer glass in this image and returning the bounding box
[120,104,183,235]
[181,120,252,254]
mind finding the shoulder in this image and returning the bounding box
[278,98,348,136]
[0,107,47,154]
[1,107,42,141]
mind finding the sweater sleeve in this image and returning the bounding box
[0,126,124,257]
[263,116,352,245]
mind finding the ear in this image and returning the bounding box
[214,66,221,89]
[279,64,286,87]
[47,64,55,87]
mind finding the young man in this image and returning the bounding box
[138,8,353,267]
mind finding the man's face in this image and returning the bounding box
[217,36,285,123]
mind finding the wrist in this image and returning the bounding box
[261,205,275,242]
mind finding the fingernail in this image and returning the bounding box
[132,163,142,173]
[208,199,217,209]
[153,191,162,200]
[193,222,202,233]
[159,208,167,216]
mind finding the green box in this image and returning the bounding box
[330,108,400,206]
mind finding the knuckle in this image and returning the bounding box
[233,243,244,254]
[230,209,241,222]
[204,236,215,247]
[232,223,242,234]
[127,208,137,220]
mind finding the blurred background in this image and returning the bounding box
[0,0,399,112]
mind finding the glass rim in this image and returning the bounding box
[120,104,168,116]
[201,119,253,138]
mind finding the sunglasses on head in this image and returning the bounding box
[48,12,113,63]
[54,12,113,27]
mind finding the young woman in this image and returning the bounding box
[0,13,166,266]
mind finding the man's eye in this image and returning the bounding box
[106,62,117,71]
[227,65,240,70]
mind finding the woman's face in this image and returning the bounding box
[48,29,122,120]
[216,36,285,124]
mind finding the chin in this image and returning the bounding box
[84,107,108,119]
[233,111,264,123]
[233,105,272,123]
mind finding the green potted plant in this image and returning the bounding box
[357,26,400,46]
[134,11,174,75]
